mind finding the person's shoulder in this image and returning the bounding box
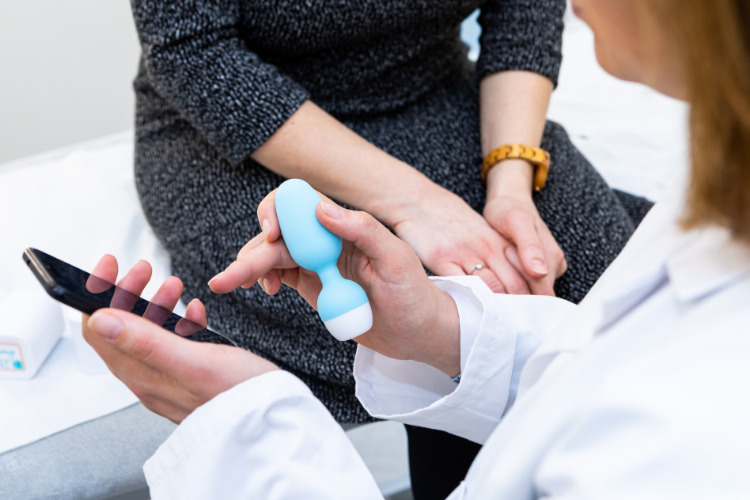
[540,318,750,497]
[583,291,750,433]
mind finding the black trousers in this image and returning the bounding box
[406,424,483,499]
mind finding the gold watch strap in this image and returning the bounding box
[481,144,550,191]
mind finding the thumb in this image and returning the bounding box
[316,201,415,270]
[504,212,549,277]
[86,308,193,369]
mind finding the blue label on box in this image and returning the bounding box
[0,344,24,371]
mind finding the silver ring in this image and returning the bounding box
[470,263,485,274]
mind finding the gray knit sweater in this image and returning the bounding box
[130,0,651,422]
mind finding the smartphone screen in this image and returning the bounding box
[23,248,236,346]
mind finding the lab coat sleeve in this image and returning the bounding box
[144,370,383,500]
[354,276,576,444]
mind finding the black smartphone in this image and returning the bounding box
[23,247,236,346]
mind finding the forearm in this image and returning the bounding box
[480,71,553,197]
[252,100,433,227]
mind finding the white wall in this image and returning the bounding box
[0,4,479,165]
[0,0,140,163]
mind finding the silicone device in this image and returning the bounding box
[275,179,373,341]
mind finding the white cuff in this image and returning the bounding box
[431,276,484,376]
[354,276,515,444]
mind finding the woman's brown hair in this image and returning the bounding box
[651,0,750,242]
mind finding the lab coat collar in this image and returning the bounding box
[520,181,750,389]
[521,207,681,384]
[666,226,750,302]
[521,222,749,389]
[597,224,750,331]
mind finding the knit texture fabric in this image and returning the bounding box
[130,0,652,422]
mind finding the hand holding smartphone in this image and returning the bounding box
[23,248,235,346]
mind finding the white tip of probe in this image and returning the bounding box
[323,302,373,341]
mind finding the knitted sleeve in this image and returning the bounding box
[476,0,566,86]
[131,0,310,166]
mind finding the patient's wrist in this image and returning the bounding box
[369,168,437,228]
[485,158,535,200]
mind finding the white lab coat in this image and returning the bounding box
[144,184,750,499]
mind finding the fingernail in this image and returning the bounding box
[320,201,344,219]
[261,219,271,238]
[531,258,548,275]
[261,278,271,294]
[88,311,123,340]
[208,271,224,286]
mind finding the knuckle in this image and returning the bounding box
[125,377,153,403]
[81,324,95,345]
[482,275,504,293]
[502,274,529,295]
[257,190,274,216]
[127,334,157,362]
[479,237,498,254]
[430,246,453,264]
[139,392,160,413]
[135,385,153,404]
[553,248,568,270]
[536,287,556,298]
[358,210,381,232]
[493,212,515,232]
[523,243,545,257]
[560,257,569,276]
